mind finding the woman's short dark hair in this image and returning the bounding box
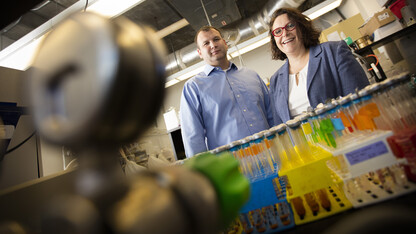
[269,8,321,60]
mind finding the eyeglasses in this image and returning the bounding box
[272,22,296,37]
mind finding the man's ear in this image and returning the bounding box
[197,48,202,58]
[223,39,228,50]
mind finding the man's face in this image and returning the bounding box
[196,29,228,67]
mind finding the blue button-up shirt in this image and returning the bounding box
[180,62,274,157]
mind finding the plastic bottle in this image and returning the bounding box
[268,125,291,172]
[295,113,316,147]
[250,132,274,178]
[241,136,261,180]
[275,124,304,168]
[336,94,358,134]
[315,104,337,148]
[228,140,252,179]
[264,128,281,172]
[286,118,315,163]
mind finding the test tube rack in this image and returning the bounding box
[278,145,353,225]
[387,126,416,182]
[322,130,416,208]
[224,174,296,234]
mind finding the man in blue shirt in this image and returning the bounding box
[180,26,274,157]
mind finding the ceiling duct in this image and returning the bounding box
[168,0,242,30]
[164,0,307,78]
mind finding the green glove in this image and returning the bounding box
[185,152,250,228]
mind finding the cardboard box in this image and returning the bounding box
[373,19,403,41]
[358,9,396,36]
[320,14,365,43]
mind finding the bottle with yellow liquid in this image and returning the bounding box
[268,125,292,173]
[286,118,315,163]
[275,124,304,168]
[295,113,316,146]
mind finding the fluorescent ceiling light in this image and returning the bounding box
[0,34,46,70]
[165,61,205,88]
[165,78,180,88]
[229,32,269,58]
[303,0,343,20]
[176,66,204,81]
[0,0,146,70]
[87,0,145,18]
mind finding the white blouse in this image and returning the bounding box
[288,62,311,117]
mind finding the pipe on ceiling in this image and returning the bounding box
[163,0,307,77]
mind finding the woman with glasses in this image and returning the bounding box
[268,7,369,124]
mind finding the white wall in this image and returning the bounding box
[353,0,383,20]
[229,42,286,84]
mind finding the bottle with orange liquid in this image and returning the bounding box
[250,132,274,178]
[228,140,253,179]
[241,136,262,180]
[335,94,358,135]
[357,87,392,132]
[264,128,281,172]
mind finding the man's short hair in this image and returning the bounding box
[194,26,223,47]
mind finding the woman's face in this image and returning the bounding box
[272,13,303,56]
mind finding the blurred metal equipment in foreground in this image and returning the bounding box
[0,12,249,234]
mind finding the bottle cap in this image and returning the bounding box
[286,119,301,128]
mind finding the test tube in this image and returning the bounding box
[347,92,368,132]
[320,101,346,146]
[378,78,409,130]
[263,205,279,229]
[357,86,393,131]
[315,104,338,148]
[241,136,261,180]
[250,132,274,178]
[264,129,280,172]
[275,124,304,168]
[383,74,416,128]
[294,113,315,146]
[290,197,306,220]
[239,213,254,234]
[308,108,324,144]
[336,94,358,134]
[286,118,315,163]
[316,189,331,212]
[303,192,320,216]
[268,125,291,172]
[390,73,416,126]
[328,100,346,139]
[228,140,252,179]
